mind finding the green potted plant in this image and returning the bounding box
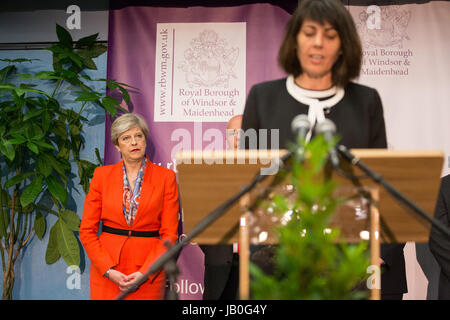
[0,24,134,299]
[250,136,371,300]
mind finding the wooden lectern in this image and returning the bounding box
[175,149,443,300]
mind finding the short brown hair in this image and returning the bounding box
[278,0,362,87]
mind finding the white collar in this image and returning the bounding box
[286,75,344,107]
[286,75,345,141]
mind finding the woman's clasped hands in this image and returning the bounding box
[107,269,145,292]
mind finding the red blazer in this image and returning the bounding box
[79,157,179,280]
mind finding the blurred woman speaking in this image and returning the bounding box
[241,0,406,300]
[241,0,386,149]
[80,113,179,300]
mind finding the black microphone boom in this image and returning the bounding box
[337,144,450,239]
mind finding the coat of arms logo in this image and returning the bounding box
[178,29,239,88]
[356,6,411,48]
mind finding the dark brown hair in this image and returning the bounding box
[278,0,362,87]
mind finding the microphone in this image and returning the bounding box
[291,114,311,141]
[315,119,340,169]
[287,114,311,163]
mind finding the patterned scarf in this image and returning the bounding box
[122,157,147,226]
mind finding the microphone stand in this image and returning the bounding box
[163,241,179,300]
[336,144,450,239]
[114,150,296,300]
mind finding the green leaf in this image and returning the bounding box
[77,159,98,194]
[75,33,99,48]
[88,44,107,58]
[80,74,93,81]
[79,44,107,59]
[59,69,78,82]
[36,155,53,177]
[107,80,139,90]
[26,141,39,154]
[32,140,56,150]
[74,90,100,102]
[9,121,29,136]
[95,148,103,165]
[40,153,67,177]
[34,211,46,240]
[79,56,97,70]
[66,51,84,69]
[17,73,32,80]
[46,175,67,205]
[56,24,73,48]
[28,123,45,141]
[51,53,63,72]
[61,209,81,231]
[0,84,51,98]
[76,48,100,70]
[100,96,119,116]
[106,79,118,91]
[4,172,35,189]
[0,65,17,82]
[20,83,37,89]
[106,80,136,105]
[0,58,38,63]
[45,44,65,55]
[23,108,44,121]
[33,71,63,80]
[42,111,52,132]
[20,175,44,207]
[118,85,131,104]
[55,218,80,267]
[8,134,27,145]
[45,223,60,264]
[0,138,15,161]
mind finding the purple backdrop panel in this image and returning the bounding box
[106,3,291,299]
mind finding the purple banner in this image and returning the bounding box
[106,3,291,299]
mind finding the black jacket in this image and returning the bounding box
[429,175,450,299]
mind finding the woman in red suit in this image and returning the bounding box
[79,113,179,300]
